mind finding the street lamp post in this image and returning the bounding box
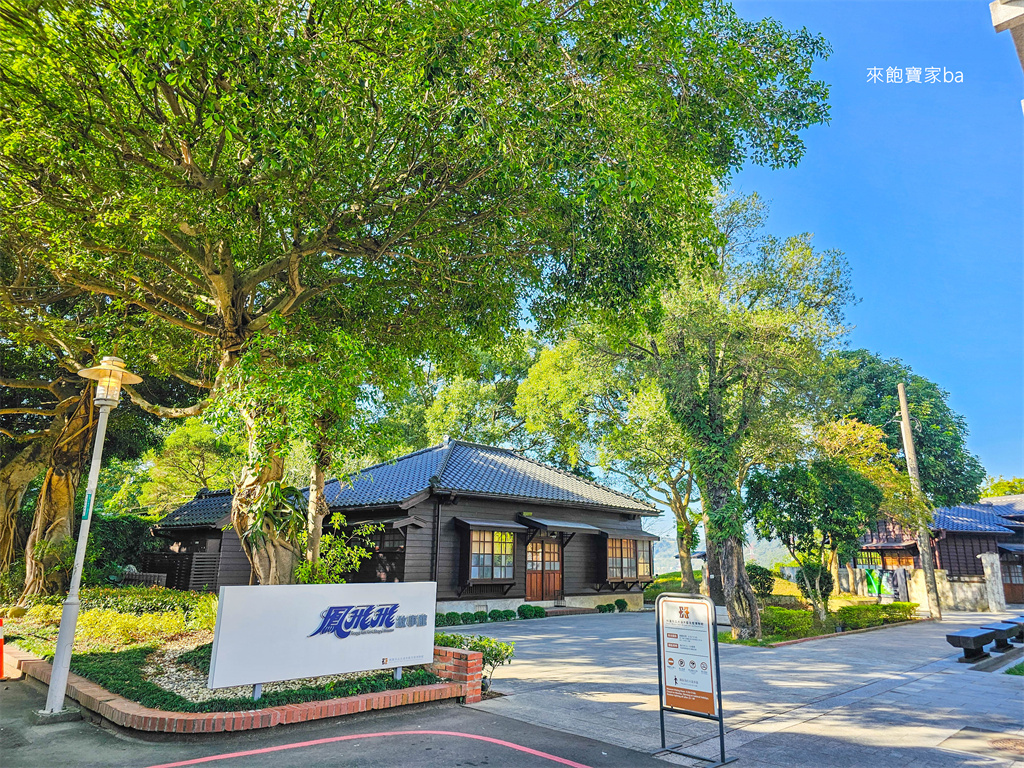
[42,357,140,716]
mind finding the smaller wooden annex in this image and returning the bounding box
[147,438,661,611]
[856,495,1024,606]
[143,488,251,592]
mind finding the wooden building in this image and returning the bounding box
[145,489,251,591]
[323,438,660,611]
[856,496,1024,605]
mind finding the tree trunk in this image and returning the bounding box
[828,547,841,596]
[306,461,329,577]
[0,391,79,571]
[231,452,301,585]
[701,483,760,639]
[1,438,52,571]
[702,514,726,605]
[676,533,699,594]
[21,389,95,597]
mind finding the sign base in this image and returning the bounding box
[654,743,738,767]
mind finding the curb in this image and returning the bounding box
[5,644,482,733]
[766,618,933,647]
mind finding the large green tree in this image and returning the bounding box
[628,194,852,637]
[829,350,985,508]
[517,338,703,591]
[1,0,831,583]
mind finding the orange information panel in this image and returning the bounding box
[658,595,717,717]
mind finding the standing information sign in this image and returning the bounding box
[654,593,735,766]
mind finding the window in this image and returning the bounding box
[857,551,882,567]
[362,527,404,551]
[607,538,637,580]
[637,540,651,578]
[471,530,514,580]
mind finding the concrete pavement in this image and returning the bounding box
[455,610,1024,767]
[0,674,667,768]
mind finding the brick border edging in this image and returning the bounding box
[4,645,482,733]
[766,618,933,647]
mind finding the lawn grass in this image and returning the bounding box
[1006,661,1024,676]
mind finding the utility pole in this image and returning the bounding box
[897,383,942,620]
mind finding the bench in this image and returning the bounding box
[945,628,995,662]
[1000,616,1024,643]
[980,623,1019,653]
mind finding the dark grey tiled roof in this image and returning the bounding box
[157,489,232,529]
[930,505,1014,534]
[980,493,1024,518]
[323,440,656,514]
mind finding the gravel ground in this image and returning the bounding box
[142,639,408,703]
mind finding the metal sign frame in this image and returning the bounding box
[654,592,736,766]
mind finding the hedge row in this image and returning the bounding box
[596,599,628,613]
[434,604,546,626]
[23,586,209,618]
[834,602,918,630]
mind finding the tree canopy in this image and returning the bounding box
[828,350,985,508]
[747,458,882,619]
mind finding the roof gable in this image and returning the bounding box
[157,489,233,529]
[931,504,1014,534]
[323,440,655,514]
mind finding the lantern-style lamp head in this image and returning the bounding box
[78,356,142,406]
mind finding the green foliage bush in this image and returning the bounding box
[596,603,614,613]
[488,609,504,622]
[24,586,208,618]
[614,599,628,612]
[444,611,462,626]
[84,513,161,586]
[500,609,516,621]
[517,604,546,619]
[434,632,515,680]
[760,607,816,638]
[835,602,918,630]
[473,610,488,624]
[745,563,776,601]
[460,611,476,625]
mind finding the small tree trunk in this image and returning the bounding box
[671,473,699,593]
[828,547,841,596]
[21,389,95,597]
[306,461,329,576]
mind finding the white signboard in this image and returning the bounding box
[208,582,437,689]
[657,594,717,716]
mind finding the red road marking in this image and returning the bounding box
[143,729,593,768]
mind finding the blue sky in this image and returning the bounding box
[730,0,1023,481]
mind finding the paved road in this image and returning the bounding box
[0,676,666,768]
[455,610,1024,767]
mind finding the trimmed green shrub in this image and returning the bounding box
[473,610,488,624]
[500,609,516,621]
[596,603,615,613]
[435,612,458,627]
[517,604,532,619]
[760,607,816,638]
[614,599,628,613]
[745,563,776,602]
[460,611,476,625]
[835,602,918,630]
[488,609,503,622]
[434,632,515,683]
[445,611,462,626]
[24,586,207,617]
